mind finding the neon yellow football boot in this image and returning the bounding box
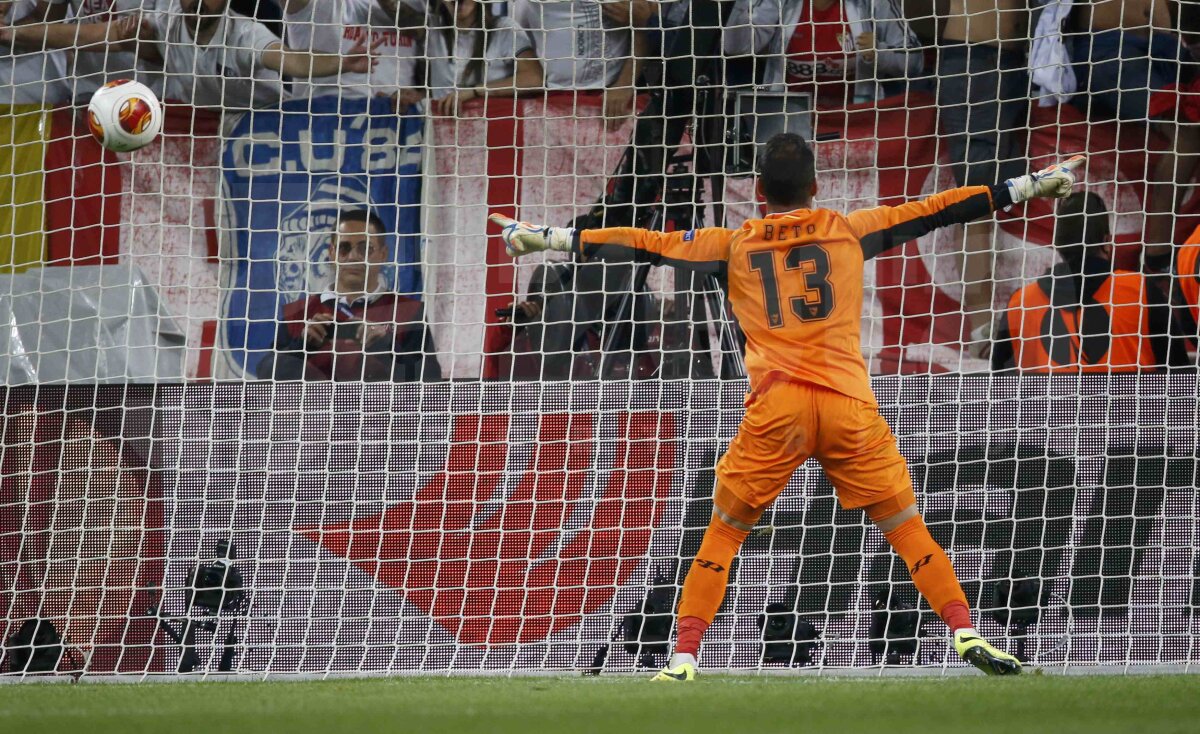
[954,629,1022,675]
[651,653,697,682]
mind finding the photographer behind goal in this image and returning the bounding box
[490,258,661,380]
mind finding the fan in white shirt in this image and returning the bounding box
[2,0,378,111]
[38,0,163,100]
[425,0,542,116]
[510,0,646,130]
[281,0,423,107]
[0,0,70,105]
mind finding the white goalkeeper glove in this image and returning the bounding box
[488,213,575,257]
[1005,155,1086,204]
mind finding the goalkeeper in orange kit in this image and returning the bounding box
[490,134,1084,679]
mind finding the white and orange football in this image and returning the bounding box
[87,79,162,153]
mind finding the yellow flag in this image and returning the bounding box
[0,104,50,272]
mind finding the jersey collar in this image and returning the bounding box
[764,207,813,220]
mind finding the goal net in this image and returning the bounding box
[1,0,1199,678]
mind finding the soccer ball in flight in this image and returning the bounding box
[87,79,162,153]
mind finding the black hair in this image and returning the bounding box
[336,209,387,236]
[429,0,495,88]
[757,133,816,209]
[1054,192,1109,266]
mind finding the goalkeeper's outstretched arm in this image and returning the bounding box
[489,155,1084,264]
[848,155,1086,260]
[575,226,736,274]
[486,214,737,274]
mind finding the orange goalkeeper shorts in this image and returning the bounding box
[716,377,913,513]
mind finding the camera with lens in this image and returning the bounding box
[329,320,362,343]
[988,573,1045,629]
[622,583,675,668]
[868,588,924,665]
[186,539,244,613]
[987,569,1048,662]
[725,91,814,176]
[1,619,64,674]
[495,306,537,326]
[149,538,248,673]
[756,603,821,666]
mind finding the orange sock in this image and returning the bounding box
[675,515,750,655]
[883,514,972,631]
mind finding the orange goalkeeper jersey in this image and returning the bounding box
[576,184,1009,405]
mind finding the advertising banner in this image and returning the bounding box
[3,378,1198,676]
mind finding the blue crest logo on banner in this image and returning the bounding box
[219,95,422,378]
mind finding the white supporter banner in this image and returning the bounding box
[121,121,222,379]
[424,94,639,379]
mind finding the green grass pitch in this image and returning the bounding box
[1,674,1197,734]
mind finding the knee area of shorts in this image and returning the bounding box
[712,482,765,532]
[864,486,917,525]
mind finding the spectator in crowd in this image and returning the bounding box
[33,0,164,100]
[280,0,424,108]
[229,0,280,30]
[1170,222,1200,349]
[596,0,676,55]
[723,0,922,108]
[1069,0,1199,257]
[510,0,647,130]
[4,0,375,112]
[598,0,666,29]
[0,0,70,106]
[146,0,376,111]
[936,0,1030,359]
[256,209,441,382]
[991,192,1186,372]
[425,0,543,116]
[1185,1,1200,57]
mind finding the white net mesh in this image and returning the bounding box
[0,0,1199,677]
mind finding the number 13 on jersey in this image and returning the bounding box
[747,244,836,327]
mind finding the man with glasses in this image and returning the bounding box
[256,209,442,382]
